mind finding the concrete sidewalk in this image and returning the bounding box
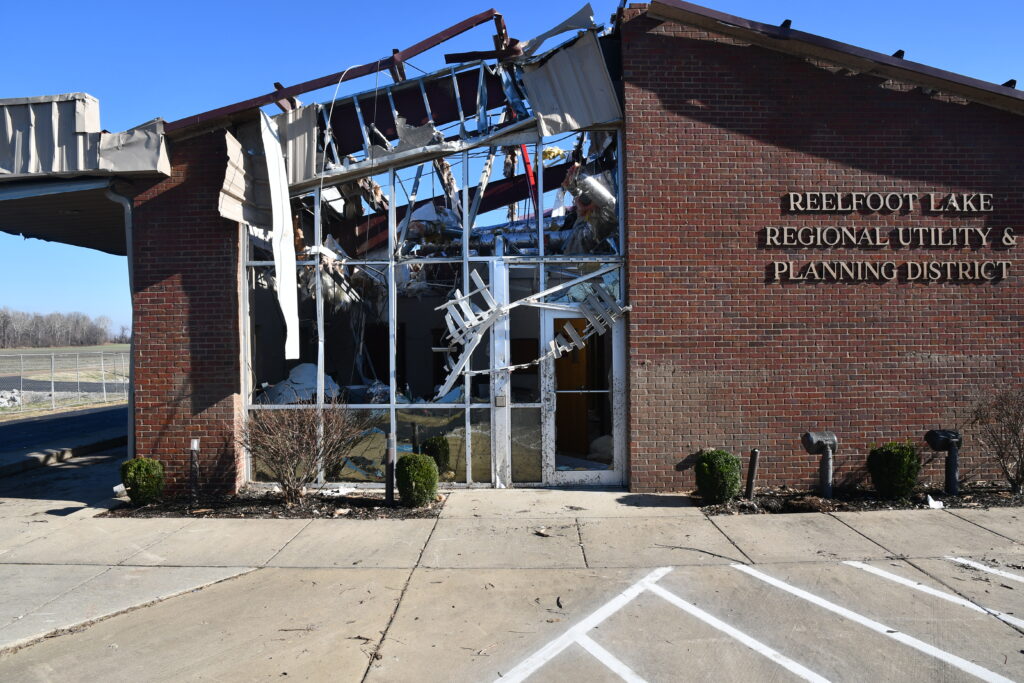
[0,405,127,478]
[0,490,1021,681]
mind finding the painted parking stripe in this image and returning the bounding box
[497,566,672,683]
[845,561,1024,630]
[947,557,1024,584]
[733,564,1014,683]
[647,583,829,682]
[576,634,646,683]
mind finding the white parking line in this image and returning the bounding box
[845,561,1024,630]
[947,557,1024,584]
[734,564,1015,683]
[647,583,829,682]
[497,566,671,683]
[576,634,646,683]
[499,565,828,683]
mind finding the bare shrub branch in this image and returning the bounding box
[970,386,1024,494]
[238,406,372,504]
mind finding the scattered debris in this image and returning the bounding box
[702,484,1024,516]
[533,527,552,537]
[102,489,445,520]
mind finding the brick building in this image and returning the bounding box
[2,2,1021,496]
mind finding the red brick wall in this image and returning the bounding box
[130,131,242,497]
[622,7,1024,492]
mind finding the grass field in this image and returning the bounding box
[0,344,130,355]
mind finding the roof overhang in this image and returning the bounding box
[647,0,1024,117]
[0,178,126,255]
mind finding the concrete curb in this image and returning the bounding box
[0,434,127,479]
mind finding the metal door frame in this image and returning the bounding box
[540,309,625,486]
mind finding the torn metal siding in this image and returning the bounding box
[0,94,100,176]
[520,32,622,136]
[0,93,170,180]
[98,120,170,174]
[273,105,319,186]
[220,131,252,225]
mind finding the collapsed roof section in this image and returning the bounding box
[216,4,623,248]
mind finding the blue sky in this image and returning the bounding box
[2,0,1021,332]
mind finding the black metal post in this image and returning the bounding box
[745,448,760,499]
[946,443,960,496]
[820,445,833,499]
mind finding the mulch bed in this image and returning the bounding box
[703,483,1024,516]
[101,488,444,520]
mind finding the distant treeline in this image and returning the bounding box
[0,308,130,348]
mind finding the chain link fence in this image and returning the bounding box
[0,352,129,415]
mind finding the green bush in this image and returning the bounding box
[397,453,438,507]
[121,457,164,505]
[422,435,451,474]
[695,449,741,503]
[867,441,920,499]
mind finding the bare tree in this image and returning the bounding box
[0,308,113,349]
[970,386,1024,493]
[238,407,373,504]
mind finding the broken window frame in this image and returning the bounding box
[239,16,627,487]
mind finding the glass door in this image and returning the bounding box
[541,311,624,485]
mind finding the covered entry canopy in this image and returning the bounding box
[0,178,127,255]
[0,93,170,255]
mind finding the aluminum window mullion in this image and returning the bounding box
[314,189,325,410]
[241,226,253,483]
[247,260,317,266]
[388,169,398,482]
[461,149,472,484]
[314,188,326,485]
[616,128,625,259]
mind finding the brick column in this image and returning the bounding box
[130,130,242,497]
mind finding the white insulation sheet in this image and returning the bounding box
[260,112,300,360]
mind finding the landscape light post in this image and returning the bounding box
[190,438,200,506]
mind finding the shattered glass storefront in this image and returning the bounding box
[242,21,628,488]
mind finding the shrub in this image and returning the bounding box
[422,435,450,474]
[970,387,1024,494]
[695,449,741,503]
[397,453,438,507]
[867,441,920,499]
[238,406,372,504]
[121,457,164,505]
